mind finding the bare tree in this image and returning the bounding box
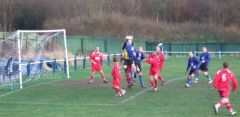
[0,0,15,32]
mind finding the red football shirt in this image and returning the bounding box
[213,69,238,92]
[145,53,161,70]
[112,62,121,80]
[89,51,103,66]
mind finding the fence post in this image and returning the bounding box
[107,53,110,66]
[219,51,222,60]
[74,56,77,71]
[39,60,43,77]
[64,58,67,73]
[83,56,86,69]
[164,51,168,59]
[27,61,31,77]
[120,51,122,63]
[9,84,13,91]
[194,51,197,57]
[53,59,56,73]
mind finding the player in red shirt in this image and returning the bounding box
[88,47,108,84]
[213,62,238,116]
[157,43,166,86]
[145,45,162,91]
[112,56,126,97]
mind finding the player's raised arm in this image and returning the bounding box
[145,54,153,64]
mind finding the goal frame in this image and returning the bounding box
[16,29,70,89]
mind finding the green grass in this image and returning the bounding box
[0,56,240,117]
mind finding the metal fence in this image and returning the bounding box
[146,42,240,53]
[1,33,240,55]
[67,36,240,55]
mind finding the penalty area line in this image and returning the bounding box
[119,77,185,105]
[0,101,123,106]
[0,78,66,99]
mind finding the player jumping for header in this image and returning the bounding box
[213,62,238,116]
[88,46,108,84]
[195,47,212,84]
[185,51,199,88]
[122,35,137,88]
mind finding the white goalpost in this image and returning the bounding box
[16,29,70,89]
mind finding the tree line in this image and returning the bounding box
[0,0,240,42]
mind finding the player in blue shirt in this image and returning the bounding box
[133,47,146,88]
[195,47,212,84]
[122,35,137,88]
[185,51,199,88]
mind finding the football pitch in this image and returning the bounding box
[0,56,239,117]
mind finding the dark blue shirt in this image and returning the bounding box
[187,56,199,71]
[135,51,145,65]
[199,52,211,66]
[125,44,136,60]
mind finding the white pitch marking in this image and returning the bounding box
[0,78,66,98]
[119,77,185,104]
[0,101,121,106]
[0,77,184,106]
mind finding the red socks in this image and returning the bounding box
[90,75,94,81]
[226,102,233,112]
[150,79,155,87]
[150,79,158,88]
[217,101,233,112]
[101,74,106,80]
[154,79,158,88]
[114,86,122,94]
[158,75,164,81]
[126,77,132,86]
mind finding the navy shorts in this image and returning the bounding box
[124,59,133,66]
[189,69,197,75]
[199,63,208,71]
[135,63,142,72]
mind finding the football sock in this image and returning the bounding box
[139,75,144,86]
[154,79,158,88]
[90,75,94,81]
[158,75,164,81]
[226,102,233,112]
[206,75,211,81]
[150,79,155,87]
[101,74,106,80]
[187,78,192,85]
[127,77,132,86]
[195,74,199,81]
[131,70,135,79]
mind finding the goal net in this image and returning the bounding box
[0,29,69,92]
